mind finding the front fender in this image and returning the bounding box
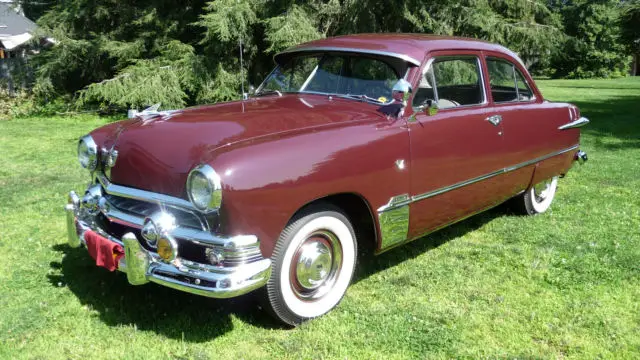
[210,119,411,258]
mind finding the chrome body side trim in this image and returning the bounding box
[377,145,580,250]
[411,169,504,203]
[413,144,579,203]
[276,46,422,66]
[376,195,410,249]
[558,117,590,130]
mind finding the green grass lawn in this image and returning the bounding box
[1,78,639,359]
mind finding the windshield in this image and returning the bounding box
[257,53,403,104]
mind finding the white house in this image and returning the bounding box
[0,0,37,59]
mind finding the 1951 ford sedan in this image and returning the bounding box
[65,34,589,325]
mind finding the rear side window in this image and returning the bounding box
[412,57,485,109]
[486,58,534,103]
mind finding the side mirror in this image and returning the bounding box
[243,85,256,100]
[391,79,413,103]
[424,99,439,116]
[409,99,438,122]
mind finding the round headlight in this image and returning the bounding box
[78,135,98,171]
[187,164,222,211]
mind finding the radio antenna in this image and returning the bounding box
[240,37,246,100]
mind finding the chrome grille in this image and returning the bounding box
[104,193,205,230]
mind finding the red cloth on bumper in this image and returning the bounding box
[84,230,125,272]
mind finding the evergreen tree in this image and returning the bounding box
[550,0,630,78]
[28,0,627,110]
[620,0,640,75]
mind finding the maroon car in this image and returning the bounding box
[65,34,589,325]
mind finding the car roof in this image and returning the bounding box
[276,33,521,67]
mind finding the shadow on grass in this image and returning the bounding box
[562,95,640,149]
[50,204,511,339]
[354,204,511,284]
[48,245,285,342]
[543,85,640,90]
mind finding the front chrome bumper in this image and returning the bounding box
[65,191,271,299]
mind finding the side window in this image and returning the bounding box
[486,58,534,102]
[413,57,484,109]
[515,70,534,101]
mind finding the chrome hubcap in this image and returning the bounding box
[292,231,342,300]
[533,179,552,202]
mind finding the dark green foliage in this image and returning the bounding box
[620,1,640,75]
[25,0,634,110]
[550,0,631,79]
[621,1,640,54]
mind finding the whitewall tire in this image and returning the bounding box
[265,204,357,325]
[520,176,559,215]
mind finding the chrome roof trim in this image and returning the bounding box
[275,46,422,66]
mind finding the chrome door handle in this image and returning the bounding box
[486,115,502,126]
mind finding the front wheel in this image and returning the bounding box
[517,176,559,215]
[264,204,357,326]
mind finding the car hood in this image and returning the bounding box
[95,94,385,197]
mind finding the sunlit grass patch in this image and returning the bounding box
[1,78,639,359]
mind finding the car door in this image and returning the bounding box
[406,52,509,239]
[484,54,579,185]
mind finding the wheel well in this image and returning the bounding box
[297,193,378,255]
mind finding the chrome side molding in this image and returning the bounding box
[377,194,410,249]
[559,117,589,130]
[377,144,581,251]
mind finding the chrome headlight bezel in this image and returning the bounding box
[78,135,98,171]
[186,164,222,212]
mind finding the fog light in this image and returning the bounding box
[157,236,178,262]
[206,248,224,265]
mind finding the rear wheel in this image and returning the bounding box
[264,204,357,325]
[517,176,559,215]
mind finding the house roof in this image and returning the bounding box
[0,3,35,36]
[0,2,36,50]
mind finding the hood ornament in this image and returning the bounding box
[129,103,180,125]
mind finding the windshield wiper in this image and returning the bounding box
[334,94,385,104]
[254,90,282,97]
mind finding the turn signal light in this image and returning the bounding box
[157,237,178,262]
